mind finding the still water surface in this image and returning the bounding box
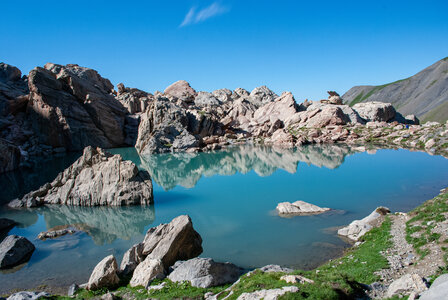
[1,145,448,292]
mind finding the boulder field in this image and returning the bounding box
[3,61,444,176]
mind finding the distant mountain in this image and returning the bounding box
[343,57,448,123]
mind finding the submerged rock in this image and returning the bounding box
[168,257,243,288]
[276,200,330,216]
[0,235,35,269]
[87,255,120,290]
[338,207,390,241]
[9,146,153,207]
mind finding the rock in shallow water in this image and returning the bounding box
[276,200,330,216]
[168,257,243,288]
[0,235,35,269]
[9,146,153,207]
[337,206,390,241]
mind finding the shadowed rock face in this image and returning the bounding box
[0,63,29,117]
[27,64,127,150]
[139,144,355,190]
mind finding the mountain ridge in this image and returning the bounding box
[343,57,448,123]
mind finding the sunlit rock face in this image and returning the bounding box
[139,144,355,190]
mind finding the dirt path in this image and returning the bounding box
[369,213,447,298]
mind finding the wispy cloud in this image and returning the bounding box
[180,2,229,27]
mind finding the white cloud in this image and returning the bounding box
[180,2,229,27]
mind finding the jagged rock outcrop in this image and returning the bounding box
[194,92,221,107]
[212,88,232,103]
[119,243,144,276]
[0,138,21,173]
[87,255,120,290]
[135,97,221,154]
[0,63,29,117]
[352,102,396,122]
[248,85,278,108]
[164,80,197,103]
[338,207,390,241]
[250,92,299,133]
[0,235,35,269]
[9,146,153,207]
[27,63,127,150]
[168,257,243,288]
[276,200,330,216]
[135,98,200,154]
[116,83,153,114]
[142,215,203,268]
[115,215,203,287]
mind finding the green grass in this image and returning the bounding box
[217,217,393,300]
[349,92,364,106]
[427,79,438,89]
[406,191,448,257]
[349,77,410,106]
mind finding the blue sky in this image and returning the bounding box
[1,0,447,100]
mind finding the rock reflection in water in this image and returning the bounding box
[139,144,356,190]
[5,205,155,245]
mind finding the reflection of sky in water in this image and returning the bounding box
[1,145,448,293]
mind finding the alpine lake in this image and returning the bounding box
[1,144,448,293]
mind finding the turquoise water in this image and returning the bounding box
[1,144,448,293]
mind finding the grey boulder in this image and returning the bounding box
[0,235,35,269]
[10,146,153,207]
[129,257,165,288]
[142,215,203,268]
[352,102,396,122]
[168,257,243,288]
[6,291,50,300]
[87,255,120,290]
[419,274,448,300]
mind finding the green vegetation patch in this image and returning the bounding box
[406,190,448,258]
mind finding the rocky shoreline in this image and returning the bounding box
[2,61,447,177]
[1,61,448,299]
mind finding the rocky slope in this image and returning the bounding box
[343,57,448,123]
[0,61,428,175]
